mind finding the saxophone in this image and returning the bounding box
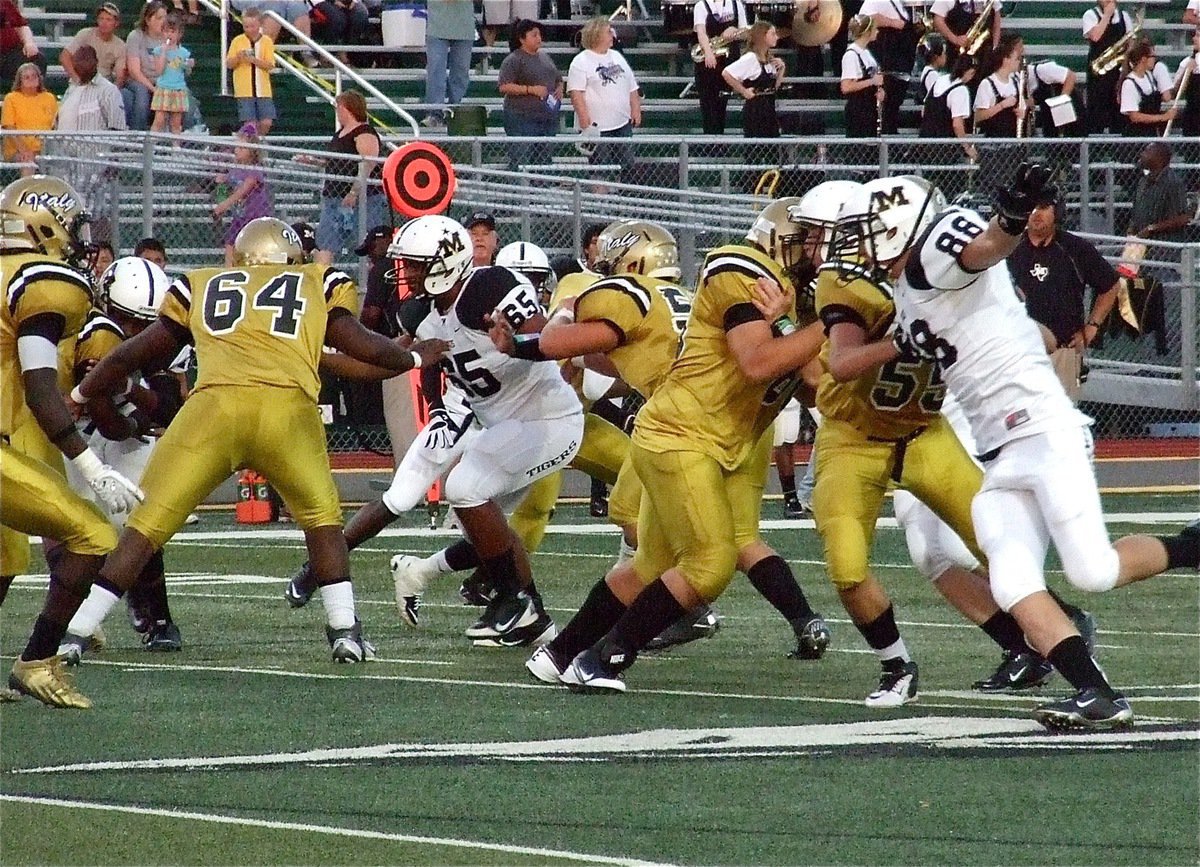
[691,28,750,63]
[962,0,995,56]
[1090,8,1143,76]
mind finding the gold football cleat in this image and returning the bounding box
[9,656,93,709]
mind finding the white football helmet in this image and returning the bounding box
[833,175,946,265]
[99,256,170,321]
[387,215,473,296]
[495,241,553,290]
[788,180,864,264]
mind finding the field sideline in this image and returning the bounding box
[1,492,1197,865]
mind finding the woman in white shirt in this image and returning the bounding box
[917,34,948,106]
[566,17,642,175]
[840,14,884,138]
[1119,39,1176,135]
[972,32,1022,137]
[1026,57,1079,137]
[721,20,784,137]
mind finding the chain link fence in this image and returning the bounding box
[4,129,1196,450]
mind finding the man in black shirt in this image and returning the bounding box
[1008,201,1119,402]
[357,224,417,463]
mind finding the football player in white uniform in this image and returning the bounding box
[893,162,1198,730]
[388,216,585,648]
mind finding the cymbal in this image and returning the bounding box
[791,0,843,47]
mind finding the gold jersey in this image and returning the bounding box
[574,273,684,399]
[814,261,944,440]
[73,311,124,381]
[0,251,93,436]
[547,271,600,404]
[159,263,357,403]
[634,244,801,470]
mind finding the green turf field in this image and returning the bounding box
[2,493,1197,866]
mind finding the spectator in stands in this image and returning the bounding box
[860,0,920,133]
[292,220,317,260]
[1,63,57,176]
[231,2,315,64]
[840,14,883,138]
[721,22,784,138]
[1008,197,1119,402]
[692,0,747,135]
[1026,54,1079,137]
[357,225,418,463]
[149,14,194,137]
[124,0,168,131]
[1186,0,1200,27]
[226,9,277,136]
[916,33,947,104]
[917,52,976,198]
[311,0,371,64]
[830,0,864,81]
[1128,142,1190,244]
[0,0,43,92]
[483,0,538,47]
[304,89,386,264]
[498,18,563,172]
[1174,28,1199,138]
[213,124,273,266]
[424,0,475,127]
[466,212,500,266]
[973,32,1020,137]
[1120,39,1176,136]
[52,44,126,210]
[567,17,640,178]
[168,0,201,26]
[931,0,1001,60]
[550,221,604,279]
[1083,0,1134,135]
[134,237,168,269]
[62,3,126,88]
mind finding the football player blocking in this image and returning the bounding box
[880,163,1196,729]
[58,218,451,699]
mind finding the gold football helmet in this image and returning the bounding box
[233,217,305,266]
[595,220,681,283]
[746,196,809,284]
[0,175,95,267]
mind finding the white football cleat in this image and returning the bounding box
[390,554,434,627]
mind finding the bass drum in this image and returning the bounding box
[747,1,797,37]
[663,0,698,37]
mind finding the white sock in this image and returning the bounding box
[66,585,120,637]
[428,549,455,574]
[875,638,910,664]
[320,580,356,630]
[614,539,636,568]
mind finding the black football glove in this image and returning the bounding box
[994,162,1057,237]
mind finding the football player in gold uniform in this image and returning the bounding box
[0,175,145,708]
[520,206,829,691]
[65,218,448,670]
[812,175,1076,708]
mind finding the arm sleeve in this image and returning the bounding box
[566,55,586,93]
[1081,9,1098,34]
[948,85,970,118]
[904,210,989,291]
[321,267,359,314]
[929,0,953,15]
[158,275,193,332]
[497,52,517,86]
[1064,233,1119,292]
[1119,78,1139,113]
[974,78,996,110]
[840,50,858,81]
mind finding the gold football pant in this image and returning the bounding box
[0,418,65,574]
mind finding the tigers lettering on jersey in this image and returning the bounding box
[415,266,580,428]
[1,252,94,435]
[815,259,944,440]
[634,245,799,470]
[158,263,357,403]
[574,273,681,398]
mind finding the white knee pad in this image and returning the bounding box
[1062,544,1120,593]
[895,491,978,581]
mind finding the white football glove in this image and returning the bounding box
[420,408,456,454]
[72,449,144,515]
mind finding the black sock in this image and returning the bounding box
[1159,529,1199,571]
[482,547,521,597]
[444,539,481,572]
[746,555,813,622]
[779,474,796,497]
[600,579,687,669]
[858,605,901,652]
[0,575,12,607]
[1047,634,1116,698]
[979,611,1034,655]
[1047,589,1083,620]
[590,477,607,498]
[550,578,626,663]
[130,551,172,623]
[23,614,66,661]
[94,576,124,598]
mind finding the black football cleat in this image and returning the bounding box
[644,605,720,652]
[285,561,318,609]
[1033,687,1133,731]
[143,620,183,652]
[788,613,831,660]
[973,650,1054,692]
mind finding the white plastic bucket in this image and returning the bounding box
[382,2,427,48]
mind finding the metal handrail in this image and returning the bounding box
[202,0,418,140]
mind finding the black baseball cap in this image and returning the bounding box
[354,225,392,255]
[291,221,317,254]
[465,211,496,230]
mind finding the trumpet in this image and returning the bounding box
[1090,8,1143,76]
[962,0,994,57]
[691,27,750,63]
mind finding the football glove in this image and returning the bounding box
[71,449,144,515]
[994,162,1057,236]
[422,408,455,452]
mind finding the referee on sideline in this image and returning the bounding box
[1008,198,1119,403]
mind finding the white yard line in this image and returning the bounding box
[0,794,674,867]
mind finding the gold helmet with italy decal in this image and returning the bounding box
[0,174,96,268]
[233,217,305,266]
[594,220,681,283]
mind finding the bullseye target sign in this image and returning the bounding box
[382,142,457,217]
